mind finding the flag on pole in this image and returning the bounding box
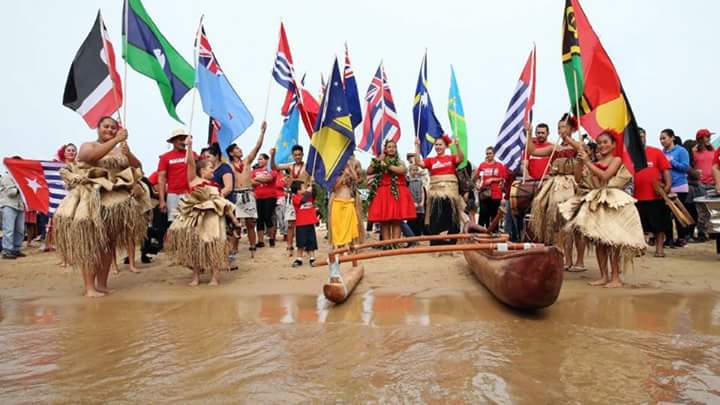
[448,66,468,169]
[495,47,536,172]
[271,23,318,137]
[122,0,194,122]
[274,104,300,164]
[196,23,253,156]
[306,58,355,190]
[359,63,400,156]
[562,0,646,171]
[413,53,445,158]
[3,159,68,215]
[63,11,122,128]
[343,44,362,129]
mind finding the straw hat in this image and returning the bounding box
[166,128,189,143]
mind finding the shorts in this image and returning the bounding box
[234,189,257,219]
[295,224,318,251]
[636,199,672,235]
[256,198,277,231]
[167,193,184,222]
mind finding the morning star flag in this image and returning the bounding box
[306,58,355,190]
[63,11,123,129]
[196,24,254,156]
[413,53,445,158]
[495,47,536,172]
[343,44,362,129]
[448,66,468,169]
[272,23,318,137]
[3,159,67,215]
[562,0,646,171]
[359,63,401,157]
[122,0,194,122]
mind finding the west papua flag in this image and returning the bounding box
[3,158,68,215]
[63,10,122,129]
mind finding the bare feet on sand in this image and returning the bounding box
[84,290,106,298]
[128,265,141,274]
[209,279,219,286]
[604,280,623,288]
[95,286,112,294]
[588,278,608,286]
[188,278,200,287]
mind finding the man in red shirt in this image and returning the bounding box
[523,123,551,180]
[634,129,673,257]
[473,146,507,228]
[252,153,279,247]
[157,129,198,222]
[713,146,720,194]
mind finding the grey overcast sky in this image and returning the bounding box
[1,0,717,169]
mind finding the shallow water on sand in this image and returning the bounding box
[1,290,720,403]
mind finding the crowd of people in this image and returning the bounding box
[1,114,719,297]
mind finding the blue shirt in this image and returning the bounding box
[663,145,689,188]
[213,163,235,203]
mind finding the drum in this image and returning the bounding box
[510,180,540,217]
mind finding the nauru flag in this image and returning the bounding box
[63,11,122,129]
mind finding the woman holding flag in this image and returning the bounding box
[414,134,466,246]
[54,117,152,297]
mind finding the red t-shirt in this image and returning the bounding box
[714,148,720,168]
[525,139,551,180]
[157,150,198,194]
[423,155,458,176]
[633,146,671,201]
[252,166,278,200]
[292,193,317,226]
[476,161,508,200]
[274,175,287,198]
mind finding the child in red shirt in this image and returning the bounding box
[291,182,317,267]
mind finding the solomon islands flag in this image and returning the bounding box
[122,0,194,122]
[306,58,355,190]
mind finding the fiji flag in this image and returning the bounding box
[306,58,355,190]
[196,24,253,155]
[413,53,444,158]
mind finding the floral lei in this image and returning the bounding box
[368,156,401,203]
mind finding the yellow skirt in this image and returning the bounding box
[330,197,359,247]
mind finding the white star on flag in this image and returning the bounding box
[26,177,42,193]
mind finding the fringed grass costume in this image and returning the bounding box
[529,156,577,244]
[54,155,152,272]
[165,183,236,272]
[559,164,646,260]
[425,174,466,242]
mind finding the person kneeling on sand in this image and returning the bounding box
[165,137,242,286]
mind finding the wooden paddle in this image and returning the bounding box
[653,183,694,227]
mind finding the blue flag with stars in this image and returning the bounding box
[274,104,299,164]
[306,58,355,190]
[413,53,445,158]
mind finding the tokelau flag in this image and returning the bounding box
[562,0,646,171]
[122,0,194,122]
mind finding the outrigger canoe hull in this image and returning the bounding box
[463,246,563,310]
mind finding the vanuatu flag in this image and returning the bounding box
[122,0,194,122]
[306,58,355,191]
[562,0,646,171]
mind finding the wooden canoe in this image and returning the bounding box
[323,265,364,305]
[463,246,563,310]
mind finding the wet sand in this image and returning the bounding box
[0,236,719,402]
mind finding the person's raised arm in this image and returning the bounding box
[414,138,426,169]
[185,137,197,186]
[560,132,584,152]
[77,128,127,164]
[119,141,142,169]
[245,121,267,166]
[454,137,465,164]
[269,146,292,172]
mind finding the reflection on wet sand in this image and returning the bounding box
[0,291,718,402]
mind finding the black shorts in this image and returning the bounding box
[256,198,277,231]
[636,200,672,234]
[295,224,318,251]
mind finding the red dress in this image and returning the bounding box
[368,173,417,222]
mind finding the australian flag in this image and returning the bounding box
[343,44,362,129]
[196,24,253,156]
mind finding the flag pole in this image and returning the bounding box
[379,61,386,158]
[572,71,582,141]
[122,0,129,126]
[413,51,426,159]
[187,15,204,137]
[98,11,122,125]
[262,18,280,122]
